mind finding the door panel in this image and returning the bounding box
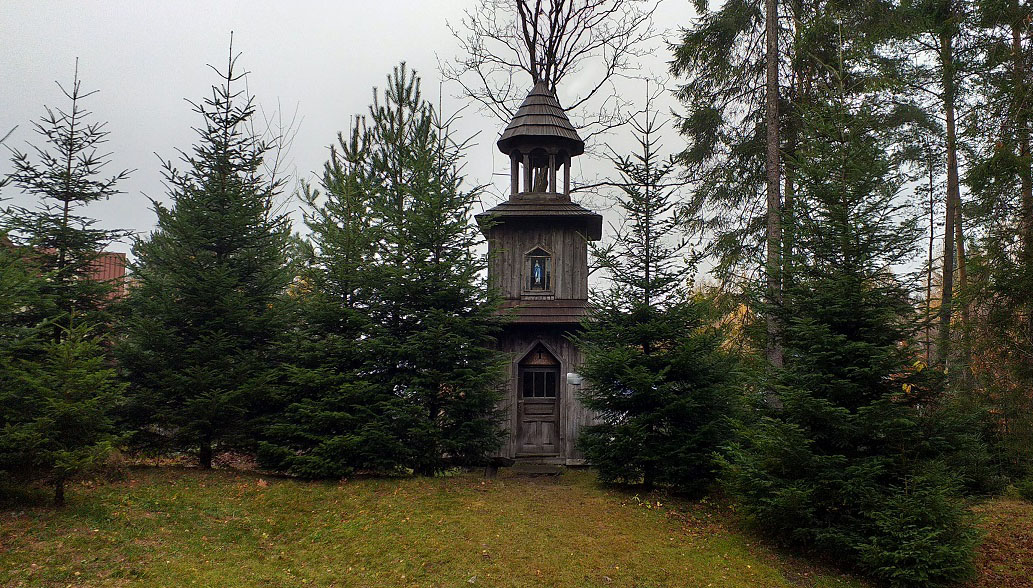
[518,385,559,455]
[516,351,561,456]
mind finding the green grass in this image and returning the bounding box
[0,467,864,587]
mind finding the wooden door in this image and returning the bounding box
[517,366,560,455]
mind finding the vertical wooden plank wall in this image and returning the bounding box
[489,222,589,300]
[498,329,597,463]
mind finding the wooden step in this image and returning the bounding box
[511,462,564,476]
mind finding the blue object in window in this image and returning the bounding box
[527,248,551,291]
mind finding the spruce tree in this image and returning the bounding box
[119,47,292,468]
[577,107,739,492]
[359,64,505,475]
[263,65,504,477]
[719,61,979,586]
[0,64,128,505]
[258,128,407,477]
[2,63,130,331]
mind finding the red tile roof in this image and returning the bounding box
[89,251,127,299]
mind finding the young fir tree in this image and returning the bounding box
[360,64,505,475]
[0,236,48,493]
[119,47,292,468]
[719,65,980,586]
[263,65,504,477]
[3,63,130,331]
[258,128,406,477]
[1,323,125,505]
[577,107,739,493]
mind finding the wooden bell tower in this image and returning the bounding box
[476,81,602,464]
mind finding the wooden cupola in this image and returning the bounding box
[476,82,602,251]
[497,80,585,197]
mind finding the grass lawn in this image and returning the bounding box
[0,467,866,588]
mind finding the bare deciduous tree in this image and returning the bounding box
[442,0,659,146]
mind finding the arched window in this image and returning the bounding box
[520,344,560,398]
[526,247,552,291]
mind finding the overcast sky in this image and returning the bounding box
[1,0,698,259]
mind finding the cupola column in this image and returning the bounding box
[549,153,557,193]
[523,152,532,194]
[511,152,520,196]
[564,158,570,195]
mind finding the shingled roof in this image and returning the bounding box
[497,81,585,157]
[475,201,603,241]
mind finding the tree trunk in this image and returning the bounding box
[954,191,972,383]
[54,478,65,507]
[937,30,958,370]
[941,27,972,382]
[927,160,935,365]
[642,463,655,491]
[765,0,783,373]
[1014,20,1033,255]
[199,440,213,469]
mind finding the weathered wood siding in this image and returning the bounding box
[496,326,598,463]
[485,204,601,463]
[487,221,589,301]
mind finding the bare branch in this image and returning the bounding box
[441,0,660,149]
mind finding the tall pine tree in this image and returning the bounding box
[962,0,1033,477]
[119,46,292,468]
[671,0,787,372]
[889,0,977,378]
[671,1,902,379]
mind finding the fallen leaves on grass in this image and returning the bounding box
[972,498,1033,588]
